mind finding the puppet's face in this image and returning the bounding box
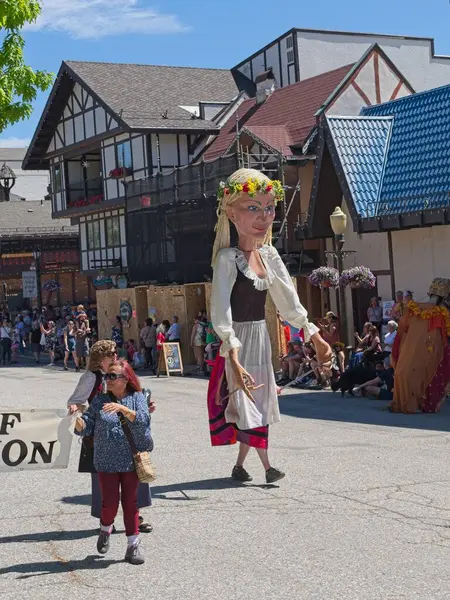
[226,193,275,241]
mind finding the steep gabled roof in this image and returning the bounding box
[311,84,450,234]
[327,116,393,217]
[360,87,450,215]
[24,61,240,170]
[326,84,450,219]
[65,61,240,130]
[203,63,354,161]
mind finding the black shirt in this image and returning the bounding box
[377,368,394,392]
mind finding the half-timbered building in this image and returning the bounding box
[22,61,242,278]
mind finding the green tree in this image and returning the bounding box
[0,0,53,132]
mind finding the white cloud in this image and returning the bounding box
[26,0,189,39]
[0,137,32,148]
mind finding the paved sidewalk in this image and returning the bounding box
[1,366,450,599]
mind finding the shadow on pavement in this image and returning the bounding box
[61,478,279,505]
[279,390,450,432]
[0,555,119,578]
[0,529,96,544]
[61,494,91,506]
[151,478,279,498]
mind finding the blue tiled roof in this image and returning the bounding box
[328,84,450,217]
[327,116,393,217]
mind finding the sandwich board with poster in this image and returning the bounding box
[157,342,183,377]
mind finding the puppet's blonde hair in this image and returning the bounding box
[211,168,275,267]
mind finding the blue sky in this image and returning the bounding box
[1,0,449,146]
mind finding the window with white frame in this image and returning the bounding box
[53,163,62,192]
[106,215,121,247]
[87,220,101,250]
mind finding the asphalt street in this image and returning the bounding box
[1,364,450,599]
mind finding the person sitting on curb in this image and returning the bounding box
[353,361,394,401]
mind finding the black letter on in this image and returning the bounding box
[2,439,28,467]
[28,441,57,465]
[0,413,21,435]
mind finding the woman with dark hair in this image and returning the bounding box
[75,313,90,368]
[75,360,153,565]
[64,319,78,371]
[41,319,58,366]
[362,325,382,363]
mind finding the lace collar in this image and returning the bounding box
[235,247,275,291]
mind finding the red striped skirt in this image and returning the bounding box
[207,352,268,449]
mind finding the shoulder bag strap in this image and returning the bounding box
[108,392,138,455]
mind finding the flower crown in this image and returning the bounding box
[217,178,284,202]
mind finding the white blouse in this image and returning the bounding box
[384,330,397,352]
[211,246,319,357]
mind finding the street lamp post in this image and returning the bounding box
[0,163,17,202]
[329,207,351,345]
[32,248,42,310]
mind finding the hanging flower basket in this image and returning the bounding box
[340,266,376,289]
[308,266,340,288]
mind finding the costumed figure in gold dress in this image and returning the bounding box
[390,278,450,413]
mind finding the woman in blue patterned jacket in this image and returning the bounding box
[75,360,152,566]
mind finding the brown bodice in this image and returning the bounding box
[230,268,267,322]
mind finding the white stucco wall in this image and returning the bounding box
[391,226,450,301]
[326,201,393,341]
[327,205,450,338]
[341,201,390,272]
[296,31,450,92]
[0,152,49,201]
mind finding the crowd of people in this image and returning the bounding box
[0,303,98,369]
[275,293,416,402]
[133,311,219,375]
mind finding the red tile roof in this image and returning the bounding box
[203,63,354,161]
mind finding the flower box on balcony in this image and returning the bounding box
[109,167,133,179]
[67,194,103,209]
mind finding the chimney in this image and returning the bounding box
[255,68,276,105]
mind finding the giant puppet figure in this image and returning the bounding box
[391,278,450,413]
[207,168,331,483]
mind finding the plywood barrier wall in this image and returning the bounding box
[147,285,191,364]
[96,287,148,344]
